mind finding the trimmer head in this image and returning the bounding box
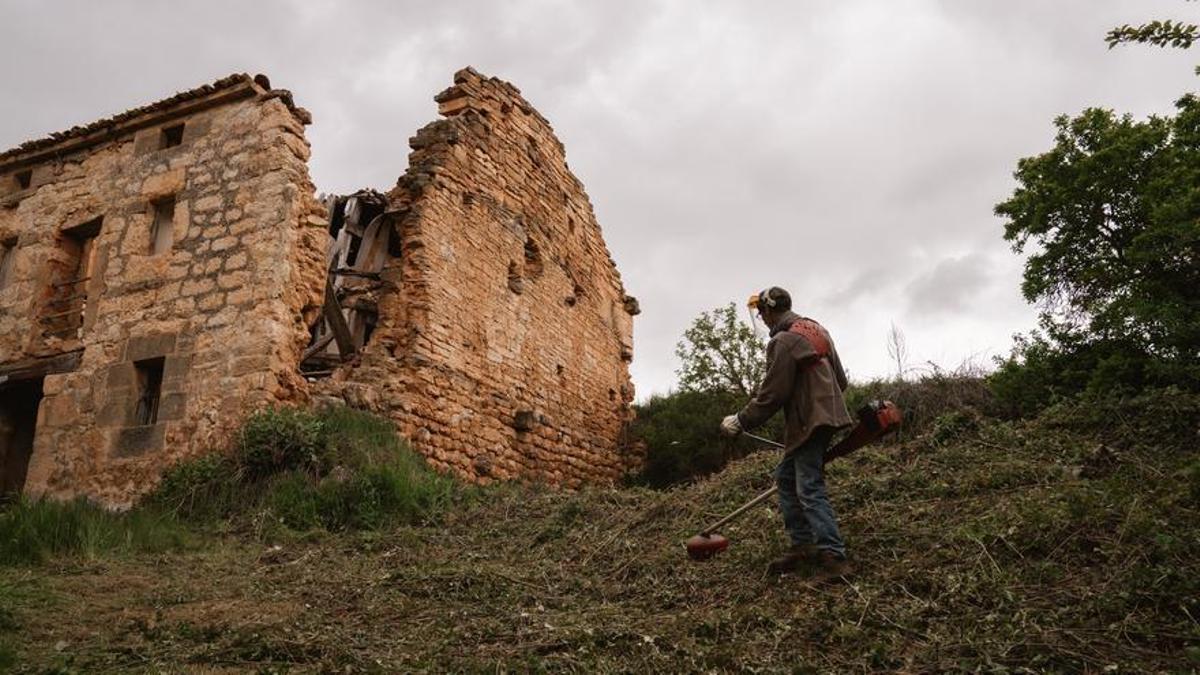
[685,533,729,561]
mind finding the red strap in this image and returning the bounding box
[787,319,831,362]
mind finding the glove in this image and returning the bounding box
[719,414,743,437]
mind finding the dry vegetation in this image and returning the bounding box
[3,390,1198,672]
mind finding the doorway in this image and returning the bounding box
[0,378,43,496]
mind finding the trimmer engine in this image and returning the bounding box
[824,400,903,464]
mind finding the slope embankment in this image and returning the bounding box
[3,390,1197,671]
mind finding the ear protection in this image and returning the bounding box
[760,289,777,308]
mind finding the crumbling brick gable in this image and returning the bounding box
[321,68,639,487]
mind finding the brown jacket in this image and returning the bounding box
[737,311,854,452]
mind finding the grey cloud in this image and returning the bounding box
[905,253,993,318]
[1,0,1194,396]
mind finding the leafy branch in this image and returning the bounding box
[1106,19,1200,49]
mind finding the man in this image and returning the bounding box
[719,287,855,579]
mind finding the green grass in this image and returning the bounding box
[0,405,460,568]
[151,404,459,535]
[0,498,186,566]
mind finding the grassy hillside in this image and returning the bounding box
[2,391,1198,672]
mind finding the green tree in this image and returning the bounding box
[995,99,1200,365]
[674,303,766,397]
[634,304,780,487]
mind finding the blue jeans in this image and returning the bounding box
[775,426,846,557]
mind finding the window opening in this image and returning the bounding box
[345,234,363,268]
[133,358,165,426]
[150,195,176,255]
[0,238,15,289]
[160,123,184,149]
[14,170,31,190]
[360,312,378,347]
[41,217,102,340]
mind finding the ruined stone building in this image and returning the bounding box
[0,69,638,506]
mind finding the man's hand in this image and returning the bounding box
[719,414,743,437]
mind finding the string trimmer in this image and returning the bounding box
[685,400,903,561]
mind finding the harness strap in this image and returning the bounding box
[787,319,831,365]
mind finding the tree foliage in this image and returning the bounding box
[988,13,1200,412]
[994,98,1200,373]
[1105,1,1200,75]
[674,303,766,397]
[1106,19,1200,50]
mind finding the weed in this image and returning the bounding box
[235,406,329,481]
[846,372,995,435]
[149,452,238,521]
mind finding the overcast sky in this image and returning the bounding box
[3,1,1197,398]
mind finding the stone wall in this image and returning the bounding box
[319,68,639,487]
[0,76,326,506]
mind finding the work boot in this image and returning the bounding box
[766,543,817,575]
[811,550,854,582]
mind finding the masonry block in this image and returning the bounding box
[157,391,188,422]
[125,334,177,362]
[113,424,166,458]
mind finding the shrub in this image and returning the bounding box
[631,389,780,488]
[988,330,1200,419]
[270,461,453,532]
[632,370,994,486]
[235,406,329,481]
[930,410,978,447]
[150,452,238,521]
[845,370,993,436]
[149,405,456,534]
[1034,386,1200,454]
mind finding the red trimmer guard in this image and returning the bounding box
[685,533,729,561]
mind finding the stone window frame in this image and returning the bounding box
[14,169,32,191]
[106,334,188,458]
[40,217,103,341]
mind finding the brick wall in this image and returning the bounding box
[319,68,639,487]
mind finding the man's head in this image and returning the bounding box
[747,286,792,326]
